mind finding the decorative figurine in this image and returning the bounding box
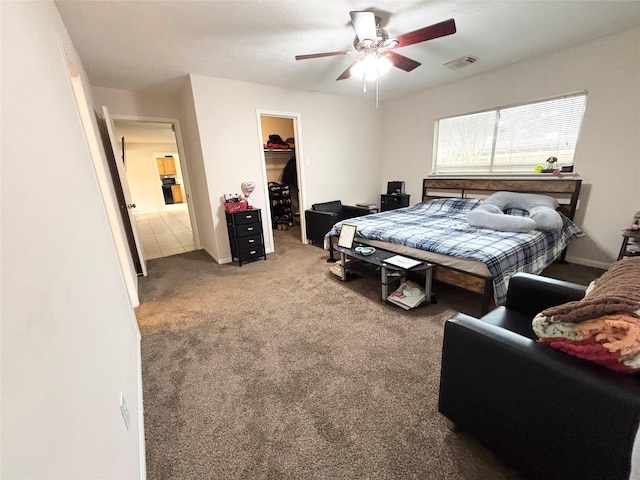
[241,181,256,208]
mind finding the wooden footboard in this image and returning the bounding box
[432,265,494,314]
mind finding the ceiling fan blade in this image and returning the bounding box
[350,11,377,45]
[385,51,421,72]
[295,50,351,60]
[336,60,359,81]
[390,18,456,48]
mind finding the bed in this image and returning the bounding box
[325,178,584,312]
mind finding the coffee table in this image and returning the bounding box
[333,243,434,308]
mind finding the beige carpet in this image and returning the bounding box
[135,226,602,479]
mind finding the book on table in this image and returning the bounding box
[384,255,422,269]
[387,280,426,310]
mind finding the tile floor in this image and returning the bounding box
[135,203,195,260]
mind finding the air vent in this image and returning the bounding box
[444,55,478,70]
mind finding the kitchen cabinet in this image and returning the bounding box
[171,185,183,203]
[156,156,177,175]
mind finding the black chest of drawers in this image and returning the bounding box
[225,208,267,266]
[380,194,410,212]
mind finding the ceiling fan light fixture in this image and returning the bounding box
[296,12,457,90]
[350,54,392,81]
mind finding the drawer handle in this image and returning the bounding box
[250,250,256,254]
[245,215,253,219]
[248,239,255,243]
[247,227,254,231]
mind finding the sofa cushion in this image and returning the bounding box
[479,306,537,340]
[312,200,342,213]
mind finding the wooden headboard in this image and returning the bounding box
[422,178,582,220]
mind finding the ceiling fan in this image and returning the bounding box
[295,11,457,82]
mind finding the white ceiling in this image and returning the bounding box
[56,1,640,103]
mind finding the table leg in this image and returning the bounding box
[327,241,337,263]
[340,252,347,281]
[424,268,432,303]
[381,266,389,301]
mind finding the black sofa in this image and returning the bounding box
[304,200,369,245]
[438,272,640,480]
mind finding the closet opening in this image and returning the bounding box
[258,113,304,248]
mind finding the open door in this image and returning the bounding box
[100,106,147,276]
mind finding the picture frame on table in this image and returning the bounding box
[337,224,357,249]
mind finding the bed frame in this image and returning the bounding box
[327,177,582,313]
[421,177,582,312]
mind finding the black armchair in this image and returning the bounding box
[304,200,369,245]
[438,273,640,480]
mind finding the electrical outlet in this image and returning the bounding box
[120,392,130,431]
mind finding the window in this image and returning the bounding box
[433,93,587,174]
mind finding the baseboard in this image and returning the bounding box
[136,336,147,480]
[202,246,225,264]
[206,248,271,264]
[564,255,612,270]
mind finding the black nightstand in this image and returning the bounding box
[380,194,410,212]
[225,209,267,266]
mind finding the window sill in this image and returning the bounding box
[428,172,579,180]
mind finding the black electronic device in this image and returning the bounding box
[387,181,405,195]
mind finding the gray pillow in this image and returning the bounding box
[467,207,537,232]
[529,205,564,231]
[488,191,559,210]
[467,191,563,233]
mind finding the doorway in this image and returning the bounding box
[258,113,304,247]
[113,118,199,260]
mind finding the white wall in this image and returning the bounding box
[381,28,640,268]
[123,143,180,213]
[189,74,382,262]
[176,78,216,258]
[1,2,144,478]
[93,85,182,119]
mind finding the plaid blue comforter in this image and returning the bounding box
[326,198,584,305]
